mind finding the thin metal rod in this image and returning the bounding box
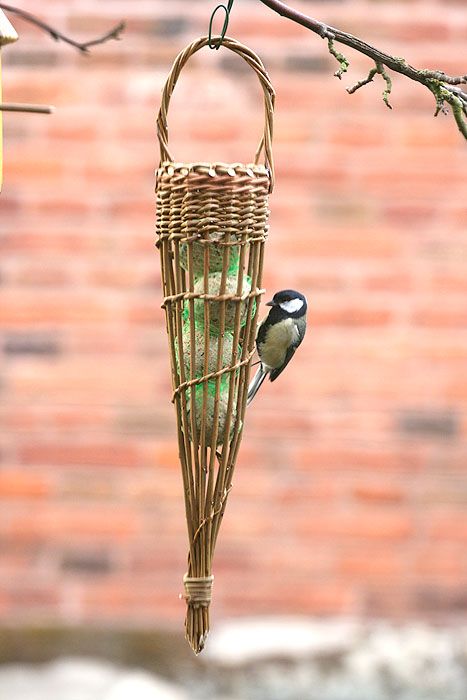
[0,102,54,114]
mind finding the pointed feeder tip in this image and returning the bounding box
[185,618,210,655]
[182,575,213,654]
[186,631,208,656]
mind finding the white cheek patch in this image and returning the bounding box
[280,298,304,314]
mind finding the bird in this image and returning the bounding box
[247,289,307,405]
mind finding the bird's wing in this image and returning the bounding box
[269,322,306,383]
[256,318,268,347]
[269,345,297,382]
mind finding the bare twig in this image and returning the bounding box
[347,66,378,94]
[0,4,125,52]
[258,0,467,138]
[347,62,392,108]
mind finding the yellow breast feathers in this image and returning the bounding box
[259,318,299,369]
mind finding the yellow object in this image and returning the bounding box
[0,10,19,191]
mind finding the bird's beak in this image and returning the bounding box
[265,299,275,306]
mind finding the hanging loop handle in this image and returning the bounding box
[156,36,275,191]
[208,1,234,49]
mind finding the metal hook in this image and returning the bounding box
[208,0,234,50]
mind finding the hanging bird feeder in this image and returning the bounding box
[155,35,275,653]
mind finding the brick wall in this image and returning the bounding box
[0,0,466,628]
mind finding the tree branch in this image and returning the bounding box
[0,4,125,52]
[258,0,467,138]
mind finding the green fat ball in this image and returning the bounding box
[179,242,239,277]
[193,272,252,333]
[181,327,235,377]
[187,380,238,446]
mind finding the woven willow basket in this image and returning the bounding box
[155,36,275,654]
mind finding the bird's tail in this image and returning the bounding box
[247,365,268,405]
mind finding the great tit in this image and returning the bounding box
[247,289,307,405]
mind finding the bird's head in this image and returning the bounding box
[266,289,307,316]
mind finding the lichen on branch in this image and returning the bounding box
[327,37,349,80]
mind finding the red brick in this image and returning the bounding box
[110,198,155,219]
[233,9,305,40]
[383,202,438,226]
[7,360,163,404]
[362,586,412,618]
[47,120,99,141]
[221,576,355,615]
[401,118,465,148]
[0,471,50,499]
[396,21,450,42]
[128,302,164,325]
[236,540,333,573]
[428,513,467,542]
[6,263,72,287]
[224,468,276,500]
[413,546,466,581]
[18,442,144,469]
[82,581,182,621]
[329,122,388,147]
[361,273,413,292]
[6,153,65,183]
[338,550,405,579]
[152,441,181,470]
[293,446,425,473]
[0,294,118,325]
[430,274,467,294]
[57,472,121,501]
[87,262,158,289]
[0,406,114,432]
[0,231,105,254]
[33,195,97,218]
[279,230,402,259]
[81,582,132,616]
[66,328,134,355]
[294,511,413,541]
[126,472,181,502]
[352,482,406,503]
[312,307,393,327]
[413,308,467,328]
[5,507,139,541]
[4,586,60,612]
[444,379,467,402]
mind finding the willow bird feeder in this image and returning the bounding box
[155,36,275,654]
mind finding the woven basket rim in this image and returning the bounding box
[157,161,270,176]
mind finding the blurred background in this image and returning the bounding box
[1,0,467,697]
